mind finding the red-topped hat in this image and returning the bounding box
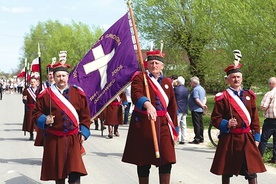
[52,51,71,73]
[146,50,165,63]
[224,50,243,76]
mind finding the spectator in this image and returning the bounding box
[259,77,276,163]
[0,82,3,100]
[174,76,189,144]
[188,76,207,144]
[124,85,132,124]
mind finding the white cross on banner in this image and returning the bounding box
[83,45,115,89]
[68,13,139,119]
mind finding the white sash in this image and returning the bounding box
[146,71,177,140]
[226,88,251,125]
[50,85,79,126]
[146,71,169,106]
[27,88,37,102]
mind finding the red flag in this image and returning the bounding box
[31,57,40,72]
[17,67,25,78]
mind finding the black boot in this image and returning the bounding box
[29,132,34,140]
[94,119,99,130]
[138,177,149,184]
[55,179,65,184]
[159,174,170,184]
[248,178,257,184]
[114,124,119,136]
[222,175,230,184]
[107,125,113,139]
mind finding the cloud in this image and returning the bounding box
[0,6,32,14]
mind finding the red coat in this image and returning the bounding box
[34,81,54,146]
[210,90,266,175]
[104,92,127,126]
[22,87,39,132]
[33,86,91,181]
[122,73,177,166]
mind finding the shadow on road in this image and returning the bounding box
[2,129,23,132]
[88,151,123,158]
[4,175,40,184]
[175,146,215,154]
[0,137,31,141]
[0,158,42,166]
[3,123,23,126]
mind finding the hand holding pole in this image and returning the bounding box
[127,0,160,158]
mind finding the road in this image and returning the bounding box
[0,92,275,184]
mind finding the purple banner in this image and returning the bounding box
[69,13,139,119]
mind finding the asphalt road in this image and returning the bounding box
[0,92,275,184]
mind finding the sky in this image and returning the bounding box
[0,0,129,74]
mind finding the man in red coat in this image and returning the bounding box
[210,50,266,184]
[122,50,178,184]
[104,92,127,138]
[34,59,56,146]
[22,75,39,140]
[33,51,91,184]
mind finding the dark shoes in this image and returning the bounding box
[179,142,185,145]
[106,134,113,139]
[189,140,200,144]
[29,133,34,140]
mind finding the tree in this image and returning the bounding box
[132,0,220,85]
[132,0,275,92]
[21,20,103,80]
[211,0,276,88]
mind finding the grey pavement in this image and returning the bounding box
[0,92,276,184]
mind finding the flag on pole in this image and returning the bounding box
[31,57,40,72]
[17,67,26,78]
[69,13,139,119]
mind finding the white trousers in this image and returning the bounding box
[177,113,187,142]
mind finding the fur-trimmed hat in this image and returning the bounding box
[146,50,165,63]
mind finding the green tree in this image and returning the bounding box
[21,20,103,80]
[211,0,276,89]
[132,0,275,92]
[132,0,220,85]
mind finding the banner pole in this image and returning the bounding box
[127,0,160,158]
[23,58,28,136]
[37,43,42,91]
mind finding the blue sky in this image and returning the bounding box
[0,0,128,73]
